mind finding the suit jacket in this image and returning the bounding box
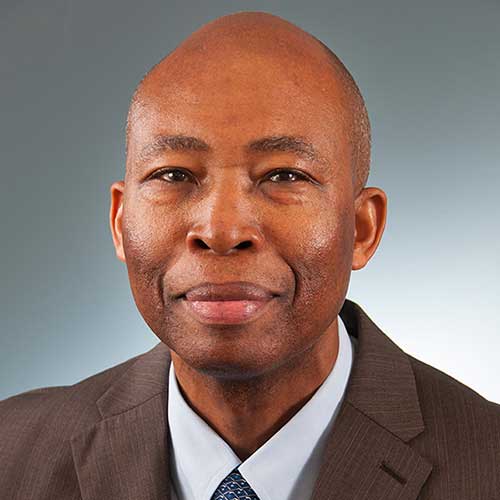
[1,299,499,500]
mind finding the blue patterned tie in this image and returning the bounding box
[210,468,261,499]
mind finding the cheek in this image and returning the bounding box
[122,201,178,267]
[121,203,180,320]
[285,200,354,318]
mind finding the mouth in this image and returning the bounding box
[174,280,281,325]
[179,296,277,325]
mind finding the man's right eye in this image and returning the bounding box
[150,168,192,182]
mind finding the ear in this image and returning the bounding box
[109,181,126,263]
[352,187,387,270]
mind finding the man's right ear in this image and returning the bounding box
[109,181,126,263]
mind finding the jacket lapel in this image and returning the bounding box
[70,342,173,500]
[70,298,433,500]
[310,299,433,500]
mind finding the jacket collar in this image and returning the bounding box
[70,299,432,500]
[307,300,432,500]
[340,299,425,442]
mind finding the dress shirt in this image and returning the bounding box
[168,315,356,500]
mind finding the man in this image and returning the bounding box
[1,11,499,500]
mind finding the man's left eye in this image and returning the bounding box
[265,168,309,183]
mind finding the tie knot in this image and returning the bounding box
[210,468,260,500]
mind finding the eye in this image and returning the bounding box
[265,168,310,183]
[148,167,310,184]
[150,168,192,183]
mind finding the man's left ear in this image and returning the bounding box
[352,187,387,270]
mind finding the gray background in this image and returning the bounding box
[1,0,498,402]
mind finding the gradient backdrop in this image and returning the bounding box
[1,0,499,402]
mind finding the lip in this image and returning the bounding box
[180,281,279,302]
[181,297,276,324]
[176,281,280,325]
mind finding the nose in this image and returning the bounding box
[185,178,264,256]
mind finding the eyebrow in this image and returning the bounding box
[138,134,325,164]
[246,136,323,163]
[139,135,210,162]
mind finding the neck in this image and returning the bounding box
[170,319,339,461]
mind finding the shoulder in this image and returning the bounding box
[408,353,500,420]
[0,352,142,495]
[407,354,500,494]
[0,352,141,434]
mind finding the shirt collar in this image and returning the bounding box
[168,316,354,500]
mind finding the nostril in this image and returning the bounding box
[195,239,210,249]
[236,241,252,249]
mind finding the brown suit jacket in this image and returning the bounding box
[1,299,499,499]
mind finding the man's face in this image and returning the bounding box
[111,42,361,379]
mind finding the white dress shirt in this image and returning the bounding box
[168,316,356,500]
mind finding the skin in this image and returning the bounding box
[109,12,387,461]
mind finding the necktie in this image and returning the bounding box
[210,468,261,500]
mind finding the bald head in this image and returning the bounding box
[111,12,388,395]
[125,12,371,193]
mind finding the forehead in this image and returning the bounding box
[127,46,352,163]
